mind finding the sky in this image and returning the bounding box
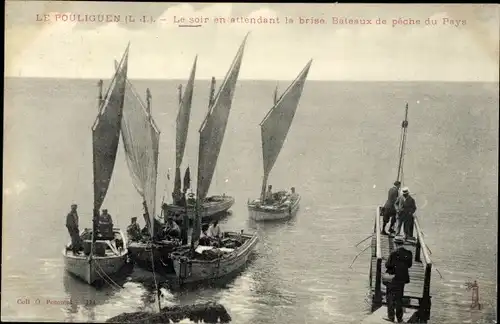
[4,2,499,81]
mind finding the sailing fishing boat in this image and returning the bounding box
[63,45,130,285]
[164,58,235,224]
[247,60,312,221]
[170,35,258,284]
[112,61,182,274]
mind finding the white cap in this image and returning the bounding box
[402,187,409,193]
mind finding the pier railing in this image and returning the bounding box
[372,209,433,320]
[414,216,432,322]
[373,207,383,309]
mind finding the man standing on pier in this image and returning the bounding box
[396,187,417,239]
[382,181,401,235]
[384,236,412,323]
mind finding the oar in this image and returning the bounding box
[349,244,371,268]
[355,234,373,248]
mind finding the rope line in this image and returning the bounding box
[148,240,162,312]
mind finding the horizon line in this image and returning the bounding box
[4,76,498,83]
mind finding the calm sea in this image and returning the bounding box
[2,78,498,323]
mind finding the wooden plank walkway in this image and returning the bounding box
[370,215,426,306]
[361,306,417,324]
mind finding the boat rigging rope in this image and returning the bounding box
[148,241,162,312]
[94,261,122,290]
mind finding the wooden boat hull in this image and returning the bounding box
[165,195,235,222]
[63,228,128,285]
[127,240,181,274]
[247,194,301,221]
[170,231,258,284]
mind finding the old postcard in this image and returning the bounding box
[3,1,499,323]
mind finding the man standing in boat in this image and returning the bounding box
[382,181,401,235]
[98,209,114,240]
[66,204,81,255]
[126,217,141,242]
[384,235,412,323]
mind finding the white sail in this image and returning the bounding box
[116,61,160,237]
[259,60,312,199]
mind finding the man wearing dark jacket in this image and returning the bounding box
[66,204,81,254]
[382,181,401,235]
[385,236,413,323]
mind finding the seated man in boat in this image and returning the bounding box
[187,192,196,205]
[164,217,181,239]
[98,209,114,240]
[289,187,299,201]
[264,185,274,204]
[199,224,213,246]
[66,203,81,255]
[208,220,222,240]
[126,217,142,242]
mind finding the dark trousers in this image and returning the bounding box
[383,209,397,232]
[387,282,405,322]
[402,214,414,238]
[68,228,81,253]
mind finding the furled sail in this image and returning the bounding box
[183,166,191,193]
[92,44,129,212]
[117,61,161,237]
[259,60,312,199]
[191,35,248,248]
[173,56,197,202]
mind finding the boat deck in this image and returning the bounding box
[369,207,433,322]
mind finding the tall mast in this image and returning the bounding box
[97,79,103,109]
[146,88,152,115]
[209,77,216,109]
[178,84,183,105]
[396,103,409,184]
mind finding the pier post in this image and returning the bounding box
[372,258,383,311]
[419,264,432,322]
[415,232,421,262]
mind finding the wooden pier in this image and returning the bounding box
[368,207,432,323]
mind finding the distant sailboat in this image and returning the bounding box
[164,56,235,224]
[170,35,258,284]
[63,44,130,285]
[247,60,312,221]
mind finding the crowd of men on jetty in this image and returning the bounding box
[380,181,418,323]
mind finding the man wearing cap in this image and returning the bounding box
[396,187,417,239]
[98,209,114,239]
[66,204,81,254]
[385,235,413,323]
[127,217,141,242]
[382,181,401,235]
